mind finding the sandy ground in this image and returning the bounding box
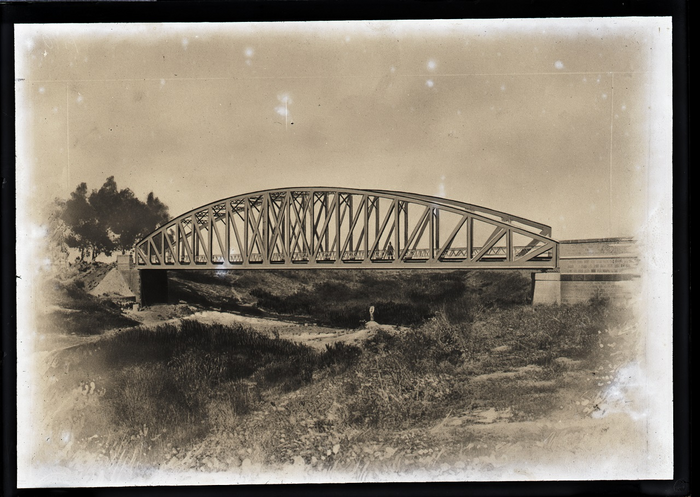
[121,304,398,350]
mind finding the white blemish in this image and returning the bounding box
[437,176,446,198]
[244,47,254,58]
[554,60,564,70]
[602,93,608,100]
[345,36,351,43]
[160,79,166,87]
[390,66,395,73]
[181,38,189,49]
[426,59,437,71]
[500,84,506,91]
[592,362,648,421]
[31,224,48,239]
[38,87,45,94]
[275,93,293,127]
[425,79,434,88]
[76,94,83,104]
[621,103,627,111]
[61,431,71,444]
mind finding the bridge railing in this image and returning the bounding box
[156,246,554,265]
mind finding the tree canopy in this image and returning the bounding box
[59,177,170,261]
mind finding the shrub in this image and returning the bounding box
[317,342,362,370]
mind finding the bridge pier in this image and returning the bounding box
[117,255,141,302]
[117,255,168,306]
[532,272,561,305]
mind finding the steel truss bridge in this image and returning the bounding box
[135,187,559,270]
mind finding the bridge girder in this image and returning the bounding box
[134,187,559,270]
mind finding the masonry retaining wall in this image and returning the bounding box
[533,237,640,305]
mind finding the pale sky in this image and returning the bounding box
[15,19,673,240]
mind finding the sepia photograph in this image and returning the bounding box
[13,18,675,487]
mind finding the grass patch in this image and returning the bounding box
[59,321,363,451]
[338,300,628,428]
[40,280,139,336]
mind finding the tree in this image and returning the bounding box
[59,177,171,260]
[46,198,70,266]
[145,192,170,230]
[61,182,115,261]
[114,188,155,253]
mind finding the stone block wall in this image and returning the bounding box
[559,275,639,305]
[559,237,639,274]
[559,238,639,304]
[533,237,641,305]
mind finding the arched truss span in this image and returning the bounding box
[134,187,559,270]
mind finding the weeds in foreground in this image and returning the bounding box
[48,297,629,472]
[57,321,361,450]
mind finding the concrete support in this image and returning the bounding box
[118,255,169,306]
[117,254,141,302]
[532,272,562,305]
[140,269,169,306]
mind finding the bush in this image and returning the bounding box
[318,342,362,370]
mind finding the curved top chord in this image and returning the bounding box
[134,187,559,270]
